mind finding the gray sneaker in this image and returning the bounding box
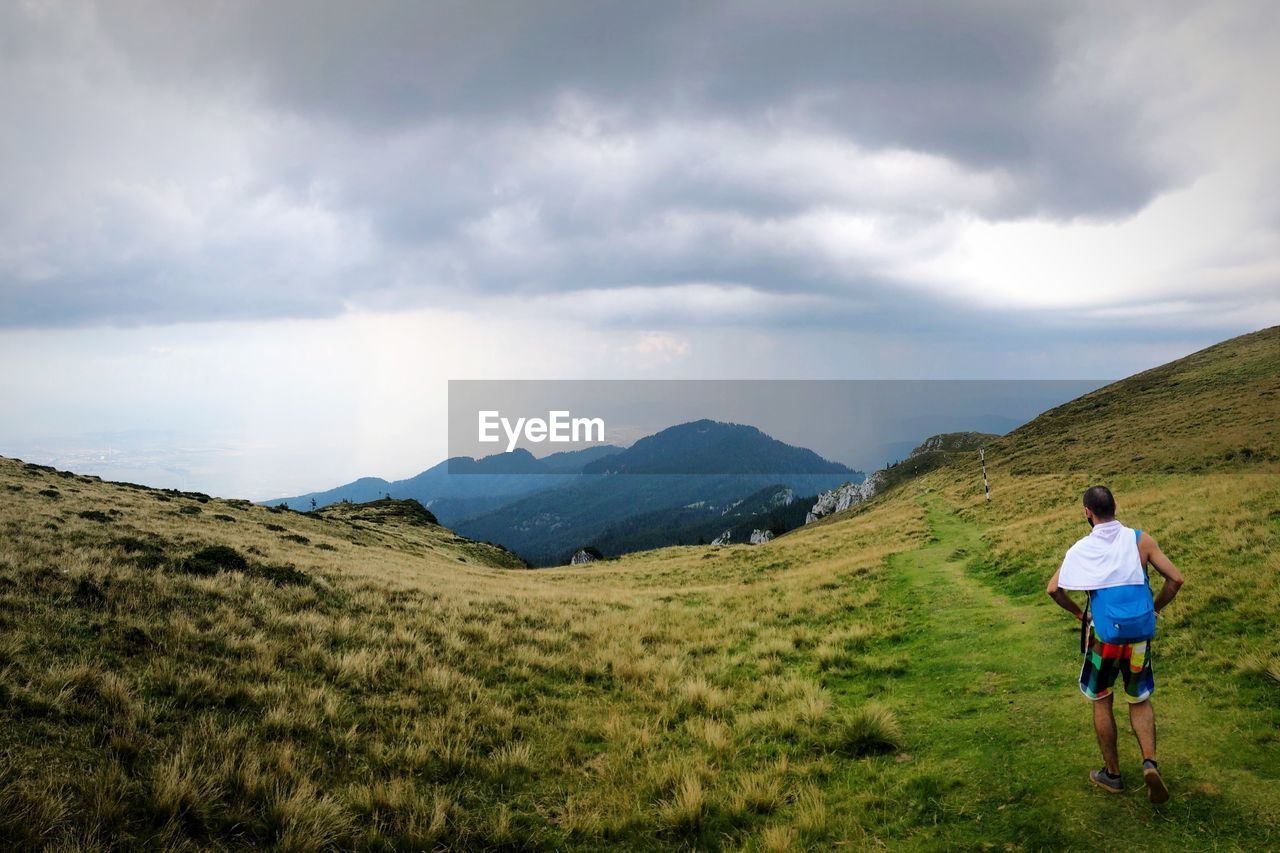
[1090,767,1125,793]
[1142,759,1169,804]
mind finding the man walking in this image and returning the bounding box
[1045,486,1184,803]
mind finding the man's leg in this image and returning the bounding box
[1130,697,1169,802]
[1128,698,1157,762]
[1092,693,1121,775]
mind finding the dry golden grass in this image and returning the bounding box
[0,451,924,849]
[0,326,1276,849]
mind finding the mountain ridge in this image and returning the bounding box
[582,419,856,476]
[262,444,622,524]
[453,420,861,564]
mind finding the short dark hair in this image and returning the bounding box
[1083,485,1116,518]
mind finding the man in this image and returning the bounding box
[1045,485,1184,803]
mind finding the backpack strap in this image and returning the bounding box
[1135,528,1153,592]
[1080,593,1091,655]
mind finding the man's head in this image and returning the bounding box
[1082,485,1116,527]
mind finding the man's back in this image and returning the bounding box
[1045,485,1184,803]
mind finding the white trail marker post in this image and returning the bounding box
[979,447,990,503]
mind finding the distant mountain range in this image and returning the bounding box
[455,421,859,564]
[265,419,861,564]
[264,444,621,525]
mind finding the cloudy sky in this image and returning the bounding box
[1,0,1277,497]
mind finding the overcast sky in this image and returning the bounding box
[1,1,1277,497]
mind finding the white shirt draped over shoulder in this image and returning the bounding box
[1058,519,1145,591]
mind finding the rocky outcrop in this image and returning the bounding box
[805,482,856,524]
[804,470,886,524]
[569,547,602,565]
[712,525,779,546]
[803,432,997,526]
[860,468,887,500]
[907,431,997,458]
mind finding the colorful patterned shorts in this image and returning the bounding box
[1079,625,1154,703]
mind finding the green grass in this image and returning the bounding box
[0,326,1277,849]
[859,496,1279,847]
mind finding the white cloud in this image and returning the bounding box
[616,331,690,367]
[4,1,1276,334]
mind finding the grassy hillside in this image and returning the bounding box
[874,431,1000,494]
[1,326,1277,849]
[992,326,1278,476]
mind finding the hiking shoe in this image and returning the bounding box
[1089,767,1125,793]
[1142,759,1169,804]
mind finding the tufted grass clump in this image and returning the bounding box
[657,773,707,836]
[826,703,902,757]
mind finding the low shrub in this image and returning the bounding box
[175,546,248,577]
[252,563,310,587]
[111,536,169,570]
[74,577,107,607]
[169,545,310,588]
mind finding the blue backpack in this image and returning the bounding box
[1086,529,1156,645]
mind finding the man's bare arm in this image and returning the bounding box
[1046,567,1084,621]
[1140,532,1184,612]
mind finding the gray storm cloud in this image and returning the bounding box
[0,0,1276,331]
